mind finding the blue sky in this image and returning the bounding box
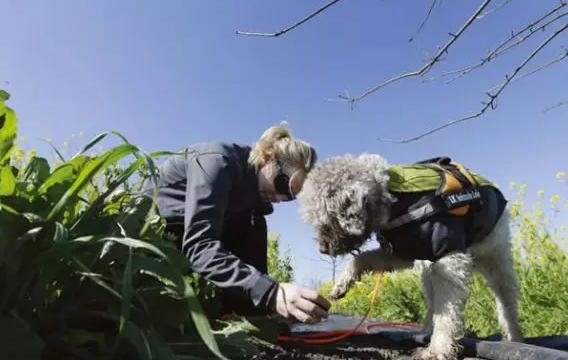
[2,0,567,286]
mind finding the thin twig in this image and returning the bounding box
[476,0,514,19]
[408,0,440,42]
[329,0,493,105]
[423,3,567,84]
[486,47,568,92]
[377,22,568,143]
[235,0,344,37]
[543,99,568,113]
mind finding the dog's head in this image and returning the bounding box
[298,153,394,257]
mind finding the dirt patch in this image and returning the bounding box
[250,340,412,360]
[248,335,487,360]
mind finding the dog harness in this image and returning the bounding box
[377,156,507,261]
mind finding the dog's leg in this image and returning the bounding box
[474,256,523,342]
[413,252,472,360]
[474,249,523,342]
[420,263,434,337]
[329,248,413,299]
[471,212,523,343]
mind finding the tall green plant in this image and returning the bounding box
[267,232,294,283]
[0,90,260,360]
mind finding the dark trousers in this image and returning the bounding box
[165,210,270,317]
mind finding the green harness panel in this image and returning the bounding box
[387,164,494,194]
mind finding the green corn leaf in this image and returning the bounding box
[0,165,16,196]
[183,279,232,360]
[0,90,17,165]
[38,155,90,195]
[70,150,174,234]
[72,130,139,158]
[0,202,19,215]
[74,132,109,156]
[120,319,154,360]
[0,89,9,101]
[132,255,187,294]
[73,256,122,300]
[47,143,138,221]
[41,139,65,162]
[118,247,134,336]
[18,156,50,185]
[71,235,168,259]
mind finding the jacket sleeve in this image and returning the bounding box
[181,153,278,309]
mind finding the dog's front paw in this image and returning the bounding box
[410,344,461,360]
[410,347,445,360]
[328,282,348,300]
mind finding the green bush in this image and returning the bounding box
[267,232,294,283]
[318,177,568,338]
[0,90,266,360]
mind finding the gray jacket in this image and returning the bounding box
[142,142,278,310]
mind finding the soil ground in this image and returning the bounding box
[250,338,484,360]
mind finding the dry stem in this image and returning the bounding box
[408,0,441,42]
[476,0,515,19]
[235,0,344,37]
[424,3,567,84]
[543,99,568,113]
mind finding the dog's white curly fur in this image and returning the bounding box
[298,153,523,360]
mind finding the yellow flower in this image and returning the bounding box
[550,194,561,203]
[537,190,545,198]
[556,171,566,179]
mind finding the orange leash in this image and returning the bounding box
[277,273,419,344]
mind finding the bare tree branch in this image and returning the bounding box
[235,0,344,37]
[543,99,568,113]
[423,4,568,84]
[328,0,494,105]
[376,22,568,143]
[408,0,441,42]
[486,46,568,92]
[476,0,514,19]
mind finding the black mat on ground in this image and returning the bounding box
[282,315,568,360]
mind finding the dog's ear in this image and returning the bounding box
[338,182,370,236]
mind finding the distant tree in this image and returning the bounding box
[306,252,348,285]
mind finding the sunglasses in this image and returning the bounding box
[273,158,305,202]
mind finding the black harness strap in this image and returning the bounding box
[378,158,483,232]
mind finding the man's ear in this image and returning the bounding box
[338,182,369,236]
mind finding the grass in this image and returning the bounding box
[318,178,568,338]
[0,89,277,360]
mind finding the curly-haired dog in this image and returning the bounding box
[298,154,523,360]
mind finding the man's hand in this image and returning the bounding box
[271,283,331,323]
